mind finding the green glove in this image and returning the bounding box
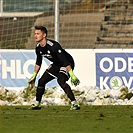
[69,69,80,86]
[28,72,37,84]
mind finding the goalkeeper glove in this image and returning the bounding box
[69,69,80,86]
[28,72,37,84]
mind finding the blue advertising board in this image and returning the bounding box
[0,50,58,88]
[96,53,133,89]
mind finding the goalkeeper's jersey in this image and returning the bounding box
[35,39,74,69]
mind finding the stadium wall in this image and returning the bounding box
[0,49,133,90]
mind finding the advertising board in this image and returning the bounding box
[0,49,132,90]
[96,52,133,89]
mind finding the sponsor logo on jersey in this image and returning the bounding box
[58,49,62,53]
[41,54,52,58]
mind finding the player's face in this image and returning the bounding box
[35,30,46,42]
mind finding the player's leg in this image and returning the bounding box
[30,71,54,110]
[57,70,80,110]
[57,72,75,101]
[36,72,54,102]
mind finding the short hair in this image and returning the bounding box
[35,26,48,37]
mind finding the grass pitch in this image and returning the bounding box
[0,105,133,133]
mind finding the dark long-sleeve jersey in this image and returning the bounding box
[35,39,75,69]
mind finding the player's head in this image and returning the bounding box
[35,26,48,37]
[34,26,48,43]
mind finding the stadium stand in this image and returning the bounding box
[26,13,103,49]
[25,0,104,49]
[95,0,133,48]
[0,0,133,49]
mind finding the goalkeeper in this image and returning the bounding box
[28,26,80,110]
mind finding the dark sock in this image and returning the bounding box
[63,84,76,101]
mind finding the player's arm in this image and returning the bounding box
[66,65,80,86]
[28,64,41,84]
[63,60,80,86]
[28,48,42,84]
[34,64,41,73]
[53,42,80,86]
